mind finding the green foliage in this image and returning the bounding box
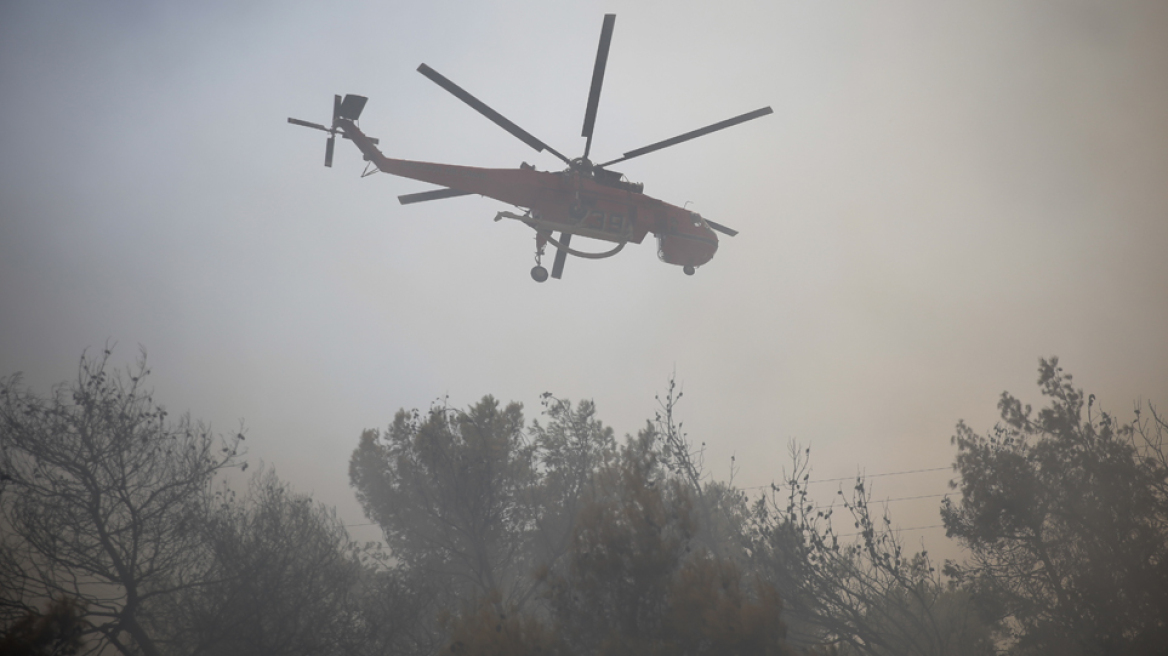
[664,557,789,656]
[382,398,794,656]
[539,432,794,656]
[349,396,538,606]
[19,351,1165,656]
[160,470,427,656]
[529,395,618,568]
[541,431,698,653]
[942,357,1168,655]
[441,593,568,656]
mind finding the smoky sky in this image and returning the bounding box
[2,0,1166,555]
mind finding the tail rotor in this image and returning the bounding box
[288,94,375,168]
[324,133,336,167]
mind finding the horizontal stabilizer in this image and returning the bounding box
[398,188,474,205]
[706,219,738,237]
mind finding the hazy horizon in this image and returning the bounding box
[3,1,1165,559]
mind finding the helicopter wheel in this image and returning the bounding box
[531,266,549,283]
[683,265,695,276]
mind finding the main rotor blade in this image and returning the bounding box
[398,188,474,205]
[600,106,774,167]
[288,118,330,132]
[417,64,571,165]
[581,14,616,160]
[705,219,738,237]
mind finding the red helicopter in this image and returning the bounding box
[288,14,771,282]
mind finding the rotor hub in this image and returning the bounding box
[569,157,594,173]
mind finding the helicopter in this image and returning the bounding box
[288,14,771,282]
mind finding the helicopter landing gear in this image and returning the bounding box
[683,265,695,276]
[531,232,550,283]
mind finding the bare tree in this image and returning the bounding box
[747,443,996,656]
[652,377,749,562]
[0,349,242,656]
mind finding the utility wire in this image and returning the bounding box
[741,466,952,491]
[813,492,948,509]
[835,523,947,538]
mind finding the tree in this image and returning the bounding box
[942,357,1168,655]
[349,396,538,609]
[176,470,363,655]
[154,469,431,656]
[539,430,794,656]
[650,378,742,560]
[0,350,242,656]
[440,591,568,656]
[528,395,617,577]
[746,443,996,656]
[361,394,795,656]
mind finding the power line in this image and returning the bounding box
[836,520,943,536]
[882,492,947,503]
[776,492,951,513]
[741,466,952,491]
[830,492,948,506]
[814,466,951,483]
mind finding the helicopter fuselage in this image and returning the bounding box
[340,119,719,269]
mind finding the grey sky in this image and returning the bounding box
[2,0,1166,556]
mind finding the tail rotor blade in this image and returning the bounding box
[417,63,571,165]
[332,94,342,128]
[324,135,335,167]
[288,118,330,132]
[581,14,616,160]
[600,106,773,167]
